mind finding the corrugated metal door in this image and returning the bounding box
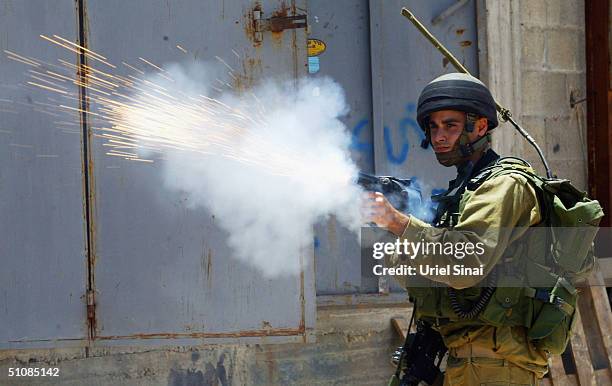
[1,0,314,348]
[84,0,314,344]
[310,0,479,294]
[0,1,88,348]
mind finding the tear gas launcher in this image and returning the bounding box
[357,172,422,214]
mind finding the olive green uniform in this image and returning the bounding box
[386,157,549,384]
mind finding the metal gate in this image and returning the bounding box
[1,0,315,349]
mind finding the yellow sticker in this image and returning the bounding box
[307,39,326,57]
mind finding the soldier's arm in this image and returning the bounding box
[385,173,541,289]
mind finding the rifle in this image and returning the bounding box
[389,310,447,386]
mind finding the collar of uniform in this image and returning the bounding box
[464,148,500,180]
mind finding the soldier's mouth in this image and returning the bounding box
[433,146,452,152]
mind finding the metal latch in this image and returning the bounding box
[253,10,307,42]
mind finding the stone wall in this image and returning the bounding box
[480,0,588,189]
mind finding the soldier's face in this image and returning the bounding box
[428,110,487,153]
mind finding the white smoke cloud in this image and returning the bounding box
[119,63,363,277]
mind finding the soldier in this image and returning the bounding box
[364,73,548,385]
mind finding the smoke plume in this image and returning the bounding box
[119,63,363,277]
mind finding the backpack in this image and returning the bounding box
[480,157,604,282]
[477,157,604,354]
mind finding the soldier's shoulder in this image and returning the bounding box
[471,172,536,199]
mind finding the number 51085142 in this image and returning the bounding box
[8,367,59,377]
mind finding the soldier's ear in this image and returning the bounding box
[476,117,488,136]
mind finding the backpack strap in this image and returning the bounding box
[467,157,551,224]
[466,157,557,274]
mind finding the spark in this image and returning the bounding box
[9,40,309,177]
[40,35,116,68]
[52,34,109,61]
[5,54,40,67]
[59,105,102,116]
[29,75,67,88]
[27,81,69,94]
[138,57,165,72]
[4,50,41,66]
[29,70,67,83]
[122,62,145,75]
[106,151,135,158]
[214,55,235,72]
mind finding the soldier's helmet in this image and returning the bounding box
[416,73,498,131]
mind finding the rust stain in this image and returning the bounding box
[442,57,450,68]
[270,31,283,45]
[459,40,472,47]
[233,56,262,92]
[244,2,262,47]
[456,28,465,35]
[269,1,289,46]
[270,1,289,29]
[96,327,304,340]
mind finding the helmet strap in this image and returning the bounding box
[435,132,491,167]
[421,129,431,149]
[465,112,478,133]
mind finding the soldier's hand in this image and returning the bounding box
[362,192,410,236]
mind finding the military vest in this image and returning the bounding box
[407,157,603,355]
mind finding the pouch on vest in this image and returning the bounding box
[526,280,577,355]
[545,179,603,279]
[479,275,529,327]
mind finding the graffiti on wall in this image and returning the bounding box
[350,102,426,166]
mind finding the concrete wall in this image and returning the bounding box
[480,0,588,189]
[0,304,409,386]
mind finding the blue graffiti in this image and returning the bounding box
[383,125,409,164]
[350,118,373,161]
[349,104,426,165]
[383,103,426,165]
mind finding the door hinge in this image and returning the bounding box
[253,10,307,42]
